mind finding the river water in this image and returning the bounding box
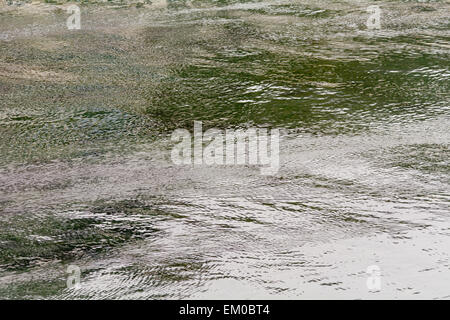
[0,0,449,299]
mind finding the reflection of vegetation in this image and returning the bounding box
[381,144,449,174]
[0,30,155,165]
[167,0,190,9]
[92,198,187,219]
[0,197,193,298]
[0,209,157,272]
[0,197,190,272]
[0,278,66,300]
[144,44,449,134]
[0,214,136,271]
[1,4,448,165]
[5,0,32,5]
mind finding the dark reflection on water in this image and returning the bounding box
[145,46,448,132]
[0,0,449,299]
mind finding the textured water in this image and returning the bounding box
[0,0,449,299]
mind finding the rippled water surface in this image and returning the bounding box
[0,0,449,299]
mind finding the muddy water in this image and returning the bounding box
[0,0,449,299]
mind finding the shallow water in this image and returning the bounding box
[0,0,449,299]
